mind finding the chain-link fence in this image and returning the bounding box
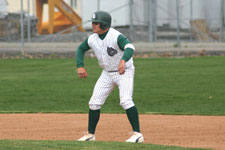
[0,0,224,43]
[0,0,225,57]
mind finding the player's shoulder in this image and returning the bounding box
[88,33,98,39]
[106,28,122,42]
[87,33,98,43]
[108,28,121,36]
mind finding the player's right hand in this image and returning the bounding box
[77,67,88,78]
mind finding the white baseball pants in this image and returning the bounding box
[89,69,135,110]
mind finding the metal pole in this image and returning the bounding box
[20,0,25,57]
[153,0,157,41]
[27,0,31,42]
[220,0,224,42]
[129,0,134,41]
[148,0,153,42]
[176,0,181,55]
[33,0,36,16]
[148,0,156,42]
[190,0,193,41]
[97,0,100,11]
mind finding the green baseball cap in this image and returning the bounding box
[91,11,111,29]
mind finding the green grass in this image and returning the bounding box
[0,140,211,150]
[0,57,220,150]
[0,56,225,115]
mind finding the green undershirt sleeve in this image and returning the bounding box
[117,34,134,62]
[76,37,91,68]
[121,48,134,62]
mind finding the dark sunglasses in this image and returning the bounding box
[92,22,100,25]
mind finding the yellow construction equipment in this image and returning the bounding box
[36,0,85,34]
[190,19,218,41]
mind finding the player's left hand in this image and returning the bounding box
[118,60,125,75]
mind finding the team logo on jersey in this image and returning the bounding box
[107,47,118,56]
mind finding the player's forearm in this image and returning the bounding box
[76,38,90,68]
[121,48,134,62]
[76,47,85,68]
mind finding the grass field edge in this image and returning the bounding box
[0,111,224,116]
[0,139,213,150]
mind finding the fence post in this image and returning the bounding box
[176,0,181,55]
[190,0,193,41]
[33,0,36,16]
[153,0,157,41]
[148,0,157,43]
[27,0,31,42]
[148,0,152,42]
[20,0,25,57]
[129,0,134,41]
[220,0,225,42]
[97,0,100,11]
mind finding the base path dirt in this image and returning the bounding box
[0,114,225,150]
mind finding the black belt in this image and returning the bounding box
[107,67,128,73]
[107,70,118,73]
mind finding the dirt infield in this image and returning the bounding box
[0,114,225,150]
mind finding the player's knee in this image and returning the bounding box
[89,96,104,110]
[89,104,102,110]
[120,100,135,110]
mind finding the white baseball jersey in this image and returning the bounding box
[88,28,134,72]
[87,28,136,110]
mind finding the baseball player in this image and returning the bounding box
[76,11,144,143]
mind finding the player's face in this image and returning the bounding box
[92,22,103,34]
